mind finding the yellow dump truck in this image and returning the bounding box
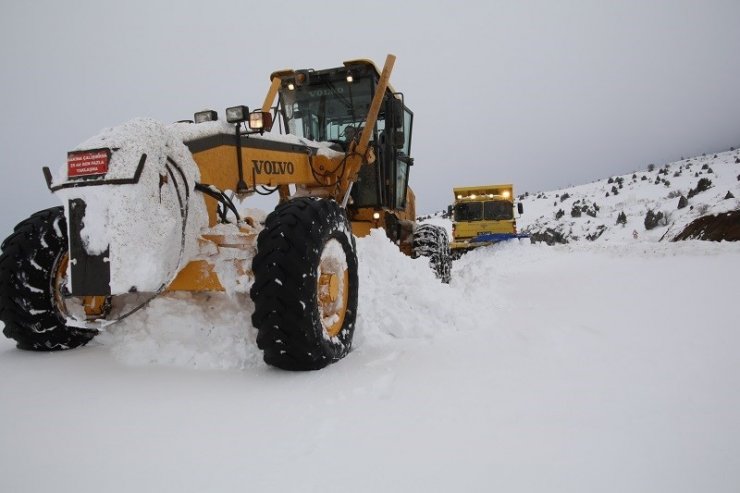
[449,184,526,257]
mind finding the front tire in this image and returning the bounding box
[0,207,98,350]
[412,224,451,283]
[250,198,359,371]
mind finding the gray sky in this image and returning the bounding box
[1,0,739,234]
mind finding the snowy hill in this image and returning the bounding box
[518,150,740,243]
[421,150,740,245]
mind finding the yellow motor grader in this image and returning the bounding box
[0,55,450,370]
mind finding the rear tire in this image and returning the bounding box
[250,198,358,370]
[0,207,98,350]
[412,224,451,283]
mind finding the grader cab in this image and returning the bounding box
[0,55,451,371]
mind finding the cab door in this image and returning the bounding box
[382,97,413,211]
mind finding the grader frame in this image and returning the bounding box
[169,54,415,292]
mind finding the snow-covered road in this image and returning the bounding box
[2,237,739,492]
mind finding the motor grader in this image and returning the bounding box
[0,55,450,370]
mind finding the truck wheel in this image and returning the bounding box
[0,207,98,350]
[412,224,451,284]
[250,198,358,370]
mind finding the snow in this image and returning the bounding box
[170,118,344,159]
[2,230,739,492]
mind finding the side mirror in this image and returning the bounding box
[517,203,524,215]
[391,98,404,128]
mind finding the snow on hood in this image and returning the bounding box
[53,118,208,294]
[169,119,344,159]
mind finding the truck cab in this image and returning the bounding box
[450,184,525,256]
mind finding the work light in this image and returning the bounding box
[248,111,273,131]
[194,110,218,123]
[225,105,249,124]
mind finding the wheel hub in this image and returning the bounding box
[317,239,350,338]
[318,273,340,303]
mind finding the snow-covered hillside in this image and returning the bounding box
[423,149,740,244]
[518,150,740,243]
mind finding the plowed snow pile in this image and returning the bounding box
[104,229,515,368]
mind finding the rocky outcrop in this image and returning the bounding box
[528,228,569,245]
[673,210,740,241]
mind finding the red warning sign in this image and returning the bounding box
[68,150,109,178]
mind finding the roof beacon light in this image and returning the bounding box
[346,72,354,83]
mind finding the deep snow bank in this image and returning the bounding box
[102,227,740,371]
[106,228,515,369]
[106,229,464,369]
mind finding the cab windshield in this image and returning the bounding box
[280,78,373,142]
[454,201,513,221]
[454,202,482,221]
[484,200,514,220]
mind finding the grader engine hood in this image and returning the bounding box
[44,118,207,296]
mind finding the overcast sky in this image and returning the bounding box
[1,0,739,233]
